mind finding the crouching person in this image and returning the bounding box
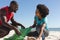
[28,4,49,40]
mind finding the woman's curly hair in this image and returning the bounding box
[37,4,49,18]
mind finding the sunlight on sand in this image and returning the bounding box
[0,30,60,40]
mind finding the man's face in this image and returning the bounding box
[11,4,18,13]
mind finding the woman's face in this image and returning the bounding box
[35,9,42,19]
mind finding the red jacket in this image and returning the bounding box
[0,6,14,25]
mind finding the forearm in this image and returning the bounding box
[2,22,16,30]
[17,23,25,28]
[2,22,20,34]
[39,23,46,37]
[31,23,36,28]
[12,20,24,27]
[31,20,36,28]
[11,18,25,28]
[2,22,20,35]
[39,28,44,37]
[17,23,24,27]
[13,21,25,29]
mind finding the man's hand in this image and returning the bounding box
[14,27,21,35]
[11,17,25,29]
[17,23,25,29]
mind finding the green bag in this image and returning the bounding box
[4,27,31,40]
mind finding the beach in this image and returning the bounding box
[46,31,60,40]
[0,30,60,40]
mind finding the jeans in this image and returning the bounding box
[42,33,45,40]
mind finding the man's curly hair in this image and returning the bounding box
[10,1,18,5]
[37,4,49,18]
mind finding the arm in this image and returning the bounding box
[39,23,46,38]
[11,17,25,29]
[0,9,20,35]
[31,20,36,28]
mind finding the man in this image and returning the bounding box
[0,1,25,38]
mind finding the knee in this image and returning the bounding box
[0,31,9,38]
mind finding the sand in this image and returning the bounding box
[46,31,60,40]
[0,30,60,40]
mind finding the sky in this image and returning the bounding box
[0,0,60,28]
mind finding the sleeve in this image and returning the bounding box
[34,16,37,21]
[44,17,48,24]
[41,17,48,25]
[41,17,48,29]
[34,16,36,20]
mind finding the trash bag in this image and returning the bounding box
[4,27,31,40]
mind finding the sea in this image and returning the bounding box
[31,28,60,31]
[48,28,60,31]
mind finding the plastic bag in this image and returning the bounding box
[4,27,31,40]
